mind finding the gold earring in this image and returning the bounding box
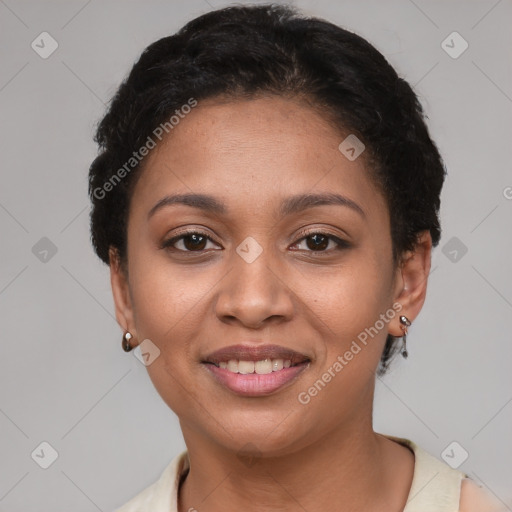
[399,316,411,359]
[122,332,133,352]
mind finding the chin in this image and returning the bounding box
[210,415,310,458]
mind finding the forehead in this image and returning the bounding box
[130,95,386,221]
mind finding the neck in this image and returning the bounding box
[177,411,413,512]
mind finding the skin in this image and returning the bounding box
[110,95,434,512]
[459,479,509,512]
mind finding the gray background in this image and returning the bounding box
[1,0,511,510]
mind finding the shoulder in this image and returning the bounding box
[379,434,507,512]
[459,478,507,512]
[113,450,189,512]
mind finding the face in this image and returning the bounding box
[111,95,431,457]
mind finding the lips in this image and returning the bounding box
[201,344,311,396]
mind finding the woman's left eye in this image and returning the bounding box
[290,232,350,253]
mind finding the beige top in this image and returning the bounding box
[113,434,499,512]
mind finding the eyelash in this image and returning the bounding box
[161,228,351,255]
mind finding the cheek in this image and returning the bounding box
[307,260,391,332]
[290,262,392,425]
[128,252,213,338]
[299,254,393,374]
[126,256,221,405]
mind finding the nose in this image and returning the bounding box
[214,244,295,329]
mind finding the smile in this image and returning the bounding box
[201,343,311,396]
[210,358,294,374]
[202,359,310,396]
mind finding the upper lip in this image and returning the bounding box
[202,344,311,366]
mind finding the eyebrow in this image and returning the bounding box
[148,193,227,219]
[279,192,366,219]
[147,192,366,220]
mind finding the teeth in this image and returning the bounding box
[238,360,255,374]
[272,359,284,371]
[227,360,238,373]
[220,358,294,374]
[255,359,273,374]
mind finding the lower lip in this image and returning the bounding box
[203,362,310,396]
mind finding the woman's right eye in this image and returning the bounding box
[161,231,221,253]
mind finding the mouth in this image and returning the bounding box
[201,344,311,396]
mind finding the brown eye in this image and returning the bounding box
[291,231,350,253]
[181,233,208,251]
[305,233,329,251]
[161,231,220,253]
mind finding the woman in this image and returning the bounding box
[88,4,504,511]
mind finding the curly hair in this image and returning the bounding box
[88,3,446,375]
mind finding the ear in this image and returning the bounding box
[109,247,138,344]
[388,230,432,337]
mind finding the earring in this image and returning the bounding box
[399,316,411,359]
[122,331,133,352]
